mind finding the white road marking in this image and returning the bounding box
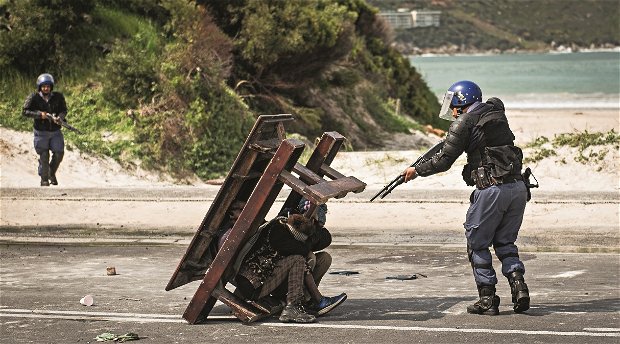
[0,308,618,337]
[267,323,620,337]
[549,270,587,278]
[0,313,187,323]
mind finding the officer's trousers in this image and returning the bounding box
[34,129,64,180]
[464,181,528,286]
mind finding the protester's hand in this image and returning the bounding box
[40,111,48,120]
[403,167,418,183]
[51,115,61,124]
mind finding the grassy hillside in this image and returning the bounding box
[369,0,620,54]
[0,0,441,180]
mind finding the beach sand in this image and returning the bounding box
[1,108,618,191]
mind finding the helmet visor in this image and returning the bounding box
[438,91,456,121]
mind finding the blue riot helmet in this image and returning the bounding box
[36,73,55,91]
[438,80,482,121]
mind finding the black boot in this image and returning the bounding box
[279,302,316,323]
[49,151,63,186]
[467,285,500,315]
[508,271,530,313]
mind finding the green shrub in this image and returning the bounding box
[524,129,619,165]
[100,28,161,108]
[0,0,97,74]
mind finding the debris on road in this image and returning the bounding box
[385,272,428,280]
[79,295,94,306]
[95,332,140,342]
[329,271,360,276]
[385,274,417,280]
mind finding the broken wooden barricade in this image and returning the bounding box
[166,114,366,324]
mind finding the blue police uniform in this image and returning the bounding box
[22,74,68,186]
[415,82,530,314]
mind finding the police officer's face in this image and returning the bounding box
[452,107,459,119]
[40,84,51,95]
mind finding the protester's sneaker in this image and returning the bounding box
[316,293,347,316]
[49,175,58,185]
[279,303,316,323]
[41,179,50,186]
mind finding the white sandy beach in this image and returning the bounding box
[1,108,618,191]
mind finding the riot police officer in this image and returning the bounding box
[22,73,68,186]
[403,80,530,315]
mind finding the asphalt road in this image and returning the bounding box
[1,242,619,344]
[1,186,619,343]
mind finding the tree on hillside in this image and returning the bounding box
[0,0,97,74]
[200,0,442,143]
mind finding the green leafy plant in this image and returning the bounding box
[524,129,619,165]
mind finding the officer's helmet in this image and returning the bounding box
[36,73,55,91]
[448,80,482,108]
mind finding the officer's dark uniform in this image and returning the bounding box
[415,97,530,314]
[22,85,67,185]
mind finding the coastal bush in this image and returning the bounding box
[524,129,619,167]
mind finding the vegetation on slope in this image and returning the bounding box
[0,0,441,180]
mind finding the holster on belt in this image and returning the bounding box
[471,167,495,189]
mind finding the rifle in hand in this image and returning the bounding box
[370,140,445,202]
[48,113,82,134]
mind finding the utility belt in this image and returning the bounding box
[471,167,523,189]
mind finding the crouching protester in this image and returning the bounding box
[282,198,333,288]
[402,80,530,315]
[233,213,346,323]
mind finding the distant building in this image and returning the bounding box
[412,10,441,27]
[379,9,414,29]
[378,9,441,29]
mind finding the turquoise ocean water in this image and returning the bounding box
[409,51,620,109]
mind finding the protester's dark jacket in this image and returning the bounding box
[415,97,517,185]
[269,221,331,256]
[22,91,68,131]
[237,218,327,289]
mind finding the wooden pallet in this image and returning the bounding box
[166,114,366,324]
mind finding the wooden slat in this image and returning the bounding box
[280,132,346,212]
[320,163,345,180]
[279,169,309,195]
[292,163,323,184]
[303,176,367,203]
[211,286,264,324]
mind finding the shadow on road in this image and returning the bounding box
[530,297,620,315]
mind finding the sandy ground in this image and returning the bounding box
[1,108,619,191]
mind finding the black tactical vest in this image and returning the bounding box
[462,98,522,186]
